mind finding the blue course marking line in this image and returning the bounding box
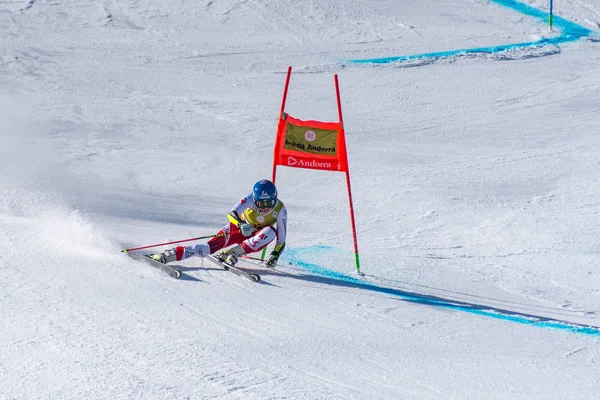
[492,0,591,37]
[285,247,600,337]
[348,0,594,64]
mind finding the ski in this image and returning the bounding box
[126,251,182,279]
[206,255,261,283]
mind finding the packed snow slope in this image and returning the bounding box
[1,0,600,399]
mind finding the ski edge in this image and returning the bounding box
[126,251,182,279]
[206,255,261,283]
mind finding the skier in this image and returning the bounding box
[149,179,287,268]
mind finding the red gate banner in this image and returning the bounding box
[273,114,349,173]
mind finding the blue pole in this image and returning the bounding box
[549,0,553,30]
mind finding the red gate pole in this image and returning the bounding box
[264,66,293,261]
[334,74,361,273]
[272,66,292,184]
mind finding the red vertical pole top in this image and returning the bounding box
[334,74,344,129]
[273,66,292,183]
[279,66,292,119]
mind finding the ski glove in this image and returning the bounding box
[239,222,253,237]
[265,252,279,268]
[265,243,285,268]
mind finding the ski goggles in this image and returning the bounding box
[255,199,276,209]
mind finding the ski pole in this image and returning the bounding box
[121,233,223,253]
[242,255,265,262]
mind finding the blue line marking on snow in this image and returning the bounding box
[492,0,592,37]
[347,0,595,64]
[285,247,600,337]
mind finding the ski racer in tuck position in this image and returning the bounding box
[149,179,287,268]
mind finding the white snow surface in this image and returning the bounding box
[2,0,600,399]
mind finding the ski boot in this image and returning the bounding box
[217,244,246,266]
[147,248,177,264]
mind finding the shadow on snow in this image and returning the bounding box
[284,247,600,337]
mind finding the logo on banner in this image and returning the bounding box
[287,155,332,169]
[304,130,316,142]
